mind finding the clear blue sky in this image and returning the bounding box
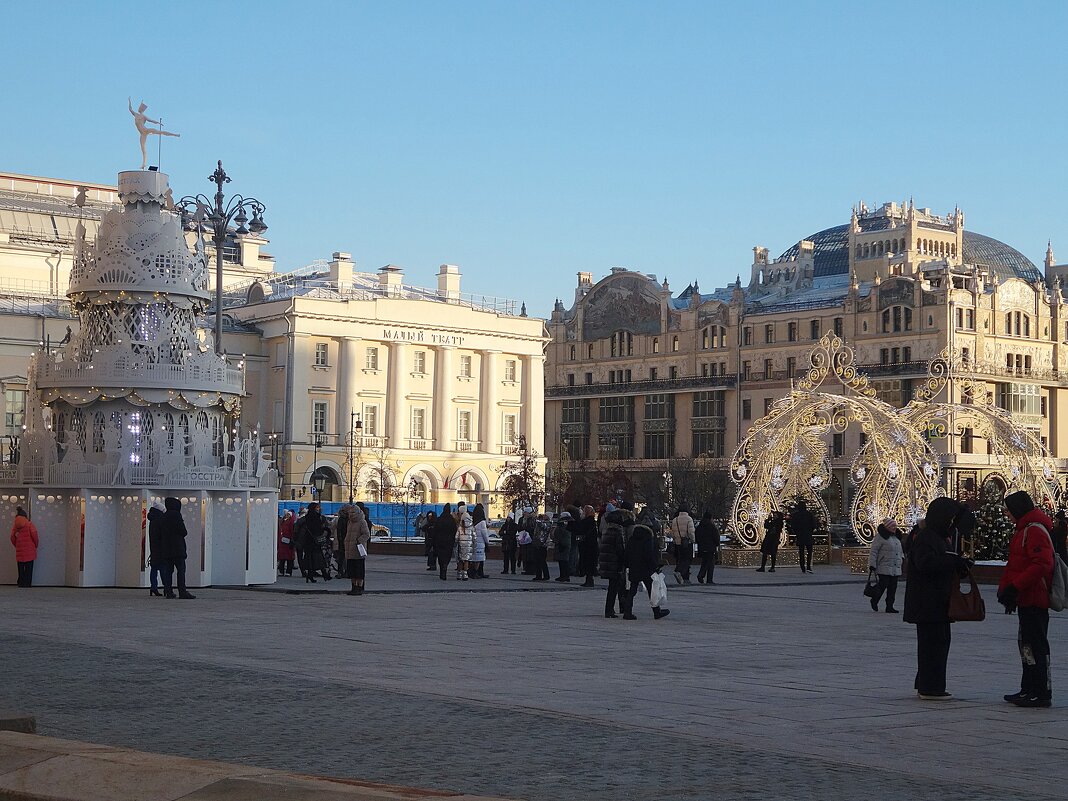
[5,1,1066,316]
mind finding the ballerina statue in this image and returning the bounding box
[128,97,180,170]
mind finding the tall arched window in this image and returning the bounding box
[652,337,659,354]
[569,345,575,360]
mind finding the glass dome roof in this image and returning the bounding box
[777,224,1041,282]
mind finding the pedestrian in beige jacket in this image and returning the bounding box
[669,504,696,585]
[342,504,371,596]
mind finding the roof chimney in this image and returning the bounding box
[378,264,404,296]
[328,251,353,288]
[437,264,461,301]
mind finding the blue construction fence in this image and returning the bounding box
[277,500,437,540]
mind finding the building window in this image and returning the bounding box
[765,324,774,344]
[786,356,796,377]
[997,383,1040,416]
[832,432,844,457]
[763,397,773,415]
[880,348,889,365]
[701,363,709,377]
[644,432,674,460]
[460,355,472,377]
[312,401,328,434]
[763,358,772,379]
[693,390,725,418]
[585,372,593,385]
[669,366,678,379]
[274,342,286,367]
[569,345,576,360]
[411,408,426,439]
[365,347,379,370]
[1041,396,1048,417]
[413,351,426,373]
[788,322,798,342]
[902,346,911,362]
[833,317,843,337]
[961,427,974,454]
[502,414,517,445]
[567,374,575,386]
[504,359,517,381]
[363,405,378,436]
[742,361,751,381]
[702,329,709,349]
[4,389,26,435]
[652,338,659,354]
[457,410,472,441]
[598,396,635,459]
[587,344,594,358]
[743,327,752,346]
[314,343,328,366]
[644,393,674,420]
[562,398,590,424]
[692,430,724,457]
[672,336,679,352]
[649,367,657,380]
[810,320,820,340]
[742,398,752,419]
[961,347,970,365]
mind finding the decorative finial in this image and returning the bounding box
[520,302,527,317]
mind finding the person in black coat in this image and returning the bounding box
[498,513,518,574]
[627,523,669,620]
[302,503,331,583]
[158,496,195,599]
[695,512,719,585]
[789,500,816,573]
[576,506,599,587]
[598,509,631,619]
[758,512,783,572]
[903,496,971,700]
[431,504,458,581]
[1053,510,1068,565]
[147,502,165,597]
[422,511,438,570]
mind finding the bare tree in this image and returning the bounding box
[388,477,421,539]
[498,435,545,511]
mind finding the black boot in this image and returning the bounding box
[653,607,670,620]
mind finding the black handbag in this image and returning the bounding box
[863,571,880,599]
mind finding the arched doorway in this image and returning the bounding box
[311,466,341,502]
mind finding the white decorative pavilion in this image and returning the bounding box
[0,170,277,587]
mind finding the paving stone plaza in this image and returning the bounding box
[1,557,1064,801]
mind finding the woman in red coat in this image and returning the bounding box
[998,491,1056,708]
[11,506,39,588]
[277,511,296,577]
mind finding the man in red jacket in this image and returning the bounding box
[998,491,1055,708]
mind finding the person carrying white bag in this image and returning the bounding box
[626,521,670,621]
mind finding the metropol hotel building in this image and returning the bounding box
[4,168,1068,520]
[544,201,1068,516]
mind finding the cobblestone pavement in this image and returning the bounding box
[1,563,1065,801]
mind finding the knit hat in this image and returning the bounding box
[558,512,572,520]
[1004,490,1035,520]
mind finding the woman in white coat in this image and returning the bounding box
[469,503,491,578]
[454,503,475,581]
[868,519,904,613]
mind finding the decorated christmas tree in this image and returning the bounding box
[972,481,1014,560]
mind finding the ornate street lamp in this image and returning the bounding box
[348,409,364,503]
[178,161,267,354]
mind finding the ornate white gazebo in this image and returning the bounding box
[0,170,278,587]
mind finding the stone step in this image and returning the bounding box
[0,732,510,801]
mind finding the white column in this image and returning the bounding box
[336,337,360,436]
[480,350,500,454]
[388,341,407,448]
[521,354,546,454]
[434,346,455,450]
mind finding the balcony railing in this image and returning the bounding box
[453,439,480,453]
[547,374,736,398]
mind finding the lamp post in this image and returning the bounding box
[178,161,267,354]
[267,432,279,488]
[311,432,324,497]
[348,409,363,503]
